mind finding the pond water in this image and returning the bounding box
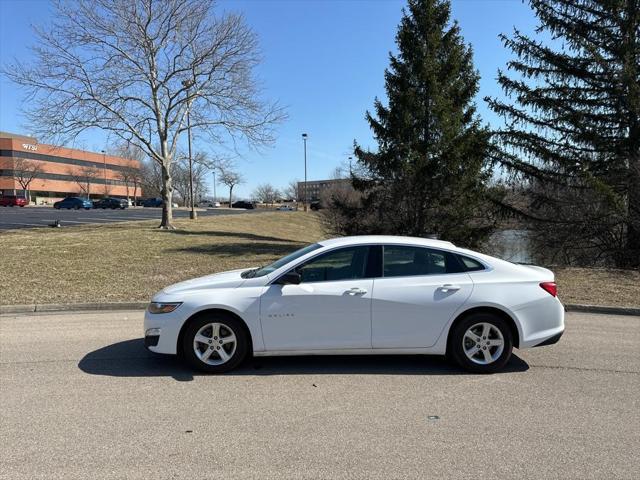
[485,229,534,264]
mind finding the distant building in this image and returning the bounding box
[0,132,142,203]
[297,178,351,202]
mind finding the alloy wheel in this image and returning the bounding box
[192,322,237,366]
[462,322,505,365]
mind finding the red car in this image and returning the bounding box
[0,195,28,207]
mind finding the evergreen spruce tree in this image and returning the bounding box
[487,0,640,267]
[331,0,495,247]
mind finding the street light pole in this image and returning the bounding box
[348,156,353,176]
[212,170,217,200]
[302,133,308,211]
[101,150,107,197]
[182,79,197,220]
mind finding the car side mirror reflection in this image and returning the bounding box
[277,271,302,285]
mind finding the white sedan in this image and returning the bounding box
[144,236,564,373]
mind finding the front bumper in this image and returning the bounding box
[144,334,160,348]
[143,308,185,354]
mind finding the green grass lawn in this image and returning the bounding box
[1,212,637,307]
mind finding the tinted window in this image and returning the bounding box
[457,255,485,272]
[383,246,462,277]
[296,246,370,282]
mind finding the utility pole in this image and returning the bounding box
[182,79,197,220]
[302,133,308,211]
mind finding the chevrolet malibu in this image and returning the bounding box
[144,236,564,373]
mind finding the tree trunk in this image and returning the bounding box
[159,160,174,229]
[229,185,234,208]
[627,152,640,267]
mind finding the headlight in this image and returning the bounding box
[148,302,182,314]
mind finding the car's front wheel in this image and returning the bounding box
[450,313,513,373]
[182,314,248,373]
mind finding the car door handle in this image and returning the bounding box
[345,287,367,296]
[438,284,461,292]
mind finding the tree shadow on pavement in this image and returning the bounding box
[78,338,529,381]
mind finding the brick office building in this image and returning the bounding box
[0,132,142,204]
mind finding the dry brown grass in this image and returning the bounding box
[554,267,639,308]
[1,214,637,307]
[0,212,324,305]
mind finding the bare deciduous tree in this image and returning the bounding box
[217,162,244,207]
[4,0,284,229]
[283,179,300,202]
[139,160,163,199]
[252,183,280,206]
[173,153,210,206]
[12,158,44,202]
[67,165,101,199]
[112,142,145,205]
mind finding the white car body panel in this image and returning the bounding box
[371,272,474,348]
[144,235,564,357]
[261,279,373,350]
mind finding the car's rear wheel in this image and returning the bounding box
[182,314,248,373]
[450,313,513,373]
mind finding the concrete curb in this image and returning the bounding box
[0,302,148,315]
[564,303,640,316]
[1,301,639,316]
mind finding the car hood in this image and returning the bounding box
[162,268,249,295]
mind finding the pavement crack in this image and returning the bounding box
[527,363,639,375]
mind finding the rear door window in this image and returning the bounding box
[383,246,463,277]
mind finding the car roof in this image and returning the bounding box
[318,235,456,249]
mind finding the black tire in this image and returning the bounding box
[182,314,248,373]
[449,313,513,374]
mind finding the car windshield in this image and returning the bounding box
[243,243,322,278]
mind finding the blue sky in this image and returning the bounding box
[0,0,537,199]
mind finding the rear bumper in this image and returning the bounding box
[515,296,565,348]
[532,330,563,347]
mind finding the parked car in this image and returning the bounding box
[198,200,221,208]
[0,195,28,207]
[53,197,93,210]
[142,198,163,207]
[231,201,255,209]
[276,205,294,211]
[310,201,322,211]
[144,235,564,374]
[93,197,128,209]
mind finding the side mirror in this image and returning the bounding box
[277,271,302,285]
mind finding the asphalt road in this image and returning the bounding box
[0,206,259,230]
[1,311,638,479]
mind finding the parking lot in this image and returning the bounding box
[1,310,638,479]
[0,206,259,230]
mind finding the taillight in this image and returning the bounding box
[540,281,557,297]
